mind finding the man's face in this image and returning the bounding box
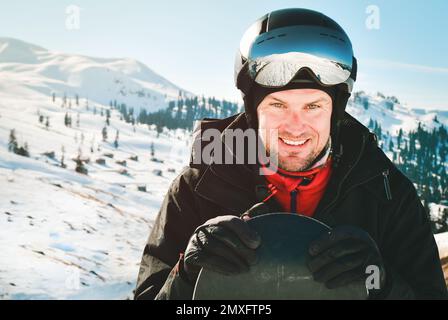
[257,88,332,172]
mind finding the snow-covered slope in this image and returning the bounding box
[346,91,447,136]
[0,77,191,299]
[0,37,188,113]
[435,232,448,286]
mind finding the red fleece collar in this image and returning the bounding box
[260,158,333,216]
[261,158,332,193]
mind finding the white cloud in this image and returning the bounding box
[363,59,448,74]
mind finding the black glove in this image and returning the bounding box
[307,225,386,296]
[182,214,261,284]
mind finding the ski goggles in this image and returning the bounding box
[237,24,356,92]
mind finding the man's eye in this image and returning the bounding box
[307,104,321,110]
[271,103,285,109]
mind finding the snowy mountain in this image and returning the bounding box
[0,37,189,114]
[346,91,447,137]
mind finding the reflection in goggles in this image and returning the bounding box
[250,52,351,88]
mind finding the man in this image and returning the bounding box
[135,8,447,299]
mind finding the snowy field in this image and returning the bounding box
[0,85,190,299]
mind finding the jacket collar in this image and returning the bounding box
[194,113,258,213]
[312,114,379,224]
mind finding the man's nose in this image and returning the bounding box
[284,110,307,132]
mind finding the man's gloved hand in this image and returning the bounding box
[307,225,386,295]
[182,215,261,284]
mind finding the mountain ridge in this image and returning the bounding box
[0,37,191,113]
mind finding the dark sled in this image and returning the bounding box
[193,213,368,300]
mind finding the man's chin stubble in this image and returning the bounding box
[278,158,313,172]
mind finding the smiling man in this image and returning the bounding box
[257,87,333,172]
[135,8,447,300]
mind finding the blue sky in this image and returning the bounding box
[1,0,447,110]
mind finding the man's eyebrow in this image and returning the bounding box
[268,96,287,104]
[308,97,331,104]
[267,96,330,104]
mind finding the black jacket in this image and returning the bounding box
[135,112,447,300]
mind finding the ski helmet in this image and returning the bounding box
[234,8,357,160]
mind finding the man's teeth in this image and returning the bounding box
[280,138,308,146]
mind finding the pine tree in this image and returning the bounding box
[363,98,369,110]
[60,145,66,168]
[138,109,148,124]
[75,153,88,175]
[90,135,95,153]
[114,130,119,149]
[102,126,108,142]
[397,128,403,148]
[150,142,155,157]
[45,117,50,129]
[389,139,394,151]
[76,113,80,127]
[14,142,30,157]
[440,208,448,232]
[21,142,29,157]
[156,124,163,138]
[8,129,18,152]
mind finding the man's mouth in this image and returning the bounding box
[279,137,310,147]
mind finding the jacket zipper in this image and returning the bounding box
[319,134,367,217]
[320,168,393,218]
[383,169,392,200]
[290,189,298,213]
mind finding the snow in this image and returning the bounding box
[0,126,190,300]
[435,232,448,259]
[346,92,447,136]
[0,64,191,299]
